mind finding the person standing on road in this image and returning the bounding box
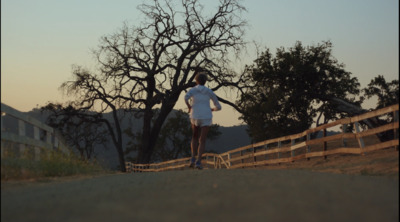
[184,72,221,169]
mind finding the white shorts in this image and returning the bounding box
[191,118,212,127]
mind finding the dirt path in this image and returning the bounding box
[1,168,398,222]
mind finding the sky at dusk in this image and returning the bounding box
[1,0,398,126]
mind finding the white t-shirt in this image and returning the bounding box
[184,85,221,119]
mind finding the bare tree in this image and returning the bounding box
[42,102,122,167]
[64,0,248,164]
[53,66,130,171]
[43,105,108,161]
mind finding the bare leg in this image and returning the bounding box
[191,124,200,158]
[197,126,210,162]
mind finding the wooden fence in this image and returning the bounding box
[1,103,70,160]
[126,104,399,172]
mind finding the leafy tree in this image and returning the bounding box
[125,109,221,162]
[361,75,399,141]
[237,41,362,141]
[363,75,399,109]
[62,0,248,164]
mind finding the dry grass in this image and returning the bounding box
[223,135,399,178]
[1,149,111,182]
[258,147,398,178]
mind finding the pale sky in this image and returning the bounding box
[1,0,399,126]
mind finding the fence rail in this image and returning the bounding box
[1,103,70,160]
[126,104,399,172]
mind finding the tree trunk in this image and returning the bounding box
[115,143,126,172]
[138,107,153,164]
[138,94,179,164]
[105,108,126,172]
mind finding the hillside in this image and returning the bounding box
[3,108,251,169]
[3,108,344,170]
[207,125,251,153]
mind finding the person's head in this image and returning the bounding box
[195,72,208,85]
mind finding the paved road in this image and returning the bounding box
[1,169,398,222]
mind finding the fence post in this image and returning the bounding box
[228,153,232,167]
[33,126,41,161]
[264,144,268,161]
[240,150,244,168]
[252,145,256,167]
[323,129,327,159]
[1,113,4,158]
[342,124,348,147]
[18,120,26,156]
[46,130,52,148]
[394,110,399,151]
[354,121,365,154]
[213,155,216,169]
[125,162,129,172]
[277,141,281,164]
[291,139,295,162]
[306,133,311,161]
[54,137,59,150]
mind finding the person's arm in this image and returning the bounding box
[209,91,221,112]
[184,90,192,113]
[185,100,192,113]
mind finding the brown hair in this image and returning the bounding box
[195,72,208,85]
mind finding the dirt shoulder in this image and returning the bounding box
[1,172,122,190]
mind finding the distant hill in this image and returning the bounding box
[3,108,251,169]
[3,108,340,170]
[207,125,251,153]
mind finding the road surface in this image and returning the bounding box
[1,169,398,222]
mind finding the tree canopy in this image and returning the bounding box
[363,75,399,109]
[237,41,362,141]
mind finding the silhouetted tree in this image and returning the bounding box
[64,0,248,164]
[360,75,399,141]
[42,104,109,161]
[41,102,126,172]
[363,75,399,109]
